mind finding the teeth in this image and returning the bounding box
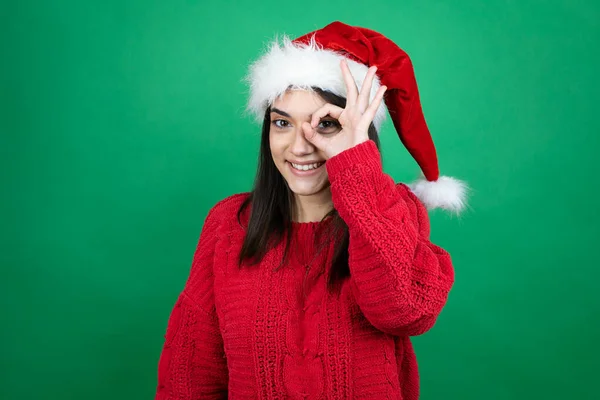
[291,162,323,171]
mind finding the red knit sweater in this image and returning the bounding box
[155,140,455,399]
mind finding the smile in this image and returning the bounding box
[287,161,325,176]
[290,161,325,171]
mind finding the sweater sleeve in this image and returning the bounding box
[155,206,228,399]
[325,140,455,337]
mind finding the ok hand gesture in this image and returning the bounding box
[301,59,387,159]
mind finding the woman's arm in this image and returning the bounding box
[155,206,228,399]
[326,139,455,337]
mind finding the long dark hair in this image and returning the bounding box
[237,87,381,291]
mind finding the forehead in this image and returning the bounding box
[271,89,326,117]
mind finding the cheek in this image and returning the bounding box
[269,134,286,162]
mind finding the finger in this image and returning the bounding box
[340,59,358,107]
[310,103,344,128]
[302,121,327,148]
[357,66,378,112]
[361,85,387,127]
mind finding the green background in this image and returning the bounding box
[2,0,599,399]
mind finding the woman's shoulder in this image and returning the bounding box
[204,191,251,228]
[209,191,250,213]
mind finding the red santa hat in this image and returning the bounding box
[245,21,468,213]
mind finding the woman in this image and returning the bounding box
[155,21,467,400]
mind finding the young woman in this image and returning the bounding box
[155,21,467,400]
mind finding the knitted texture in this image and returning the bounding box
[155,140,455,399]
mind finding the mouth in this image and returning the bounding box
[287,160,326,176]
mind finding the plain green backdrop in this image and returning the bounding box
[2,0,599,399]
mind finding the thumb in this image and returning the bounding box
[301,122,326,149]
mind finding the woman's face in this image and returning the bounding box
[269,89,341,198]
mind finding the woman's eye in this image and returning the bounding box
[317,119,341,132]
[272,119,290,128]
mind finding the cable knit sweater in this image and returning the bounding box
[155,140,455,399]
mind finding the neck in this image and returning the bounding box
[292,187,334,223]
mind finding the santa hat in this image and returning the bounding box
[245,21,468,213]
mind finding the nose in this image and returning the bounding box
[290,124,316,156]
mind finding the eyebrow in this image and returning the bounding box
[270,108,293,118]
[271,107,325,122]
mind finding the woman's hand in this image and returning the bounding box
[301,58,387,159]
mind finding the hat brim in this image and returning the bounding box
[244,34,388,131]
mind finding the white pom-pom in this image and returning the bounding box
[408,176,468,213]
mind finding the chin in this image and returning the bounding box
[277,162,330,196]
[286,179,329,196]
[289,186,323,196]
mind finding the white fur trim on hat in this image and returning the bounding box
[244,34,388,131]
[408,176,469,213]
